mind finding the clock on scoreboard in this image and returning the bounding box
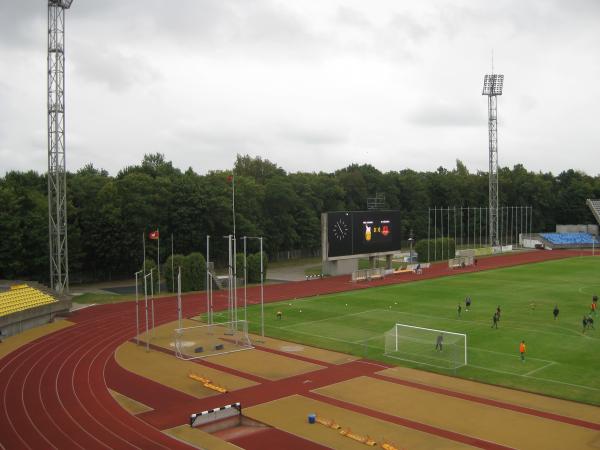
[326,210,401,258]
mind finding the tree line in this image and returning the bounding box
[1,154,598,283]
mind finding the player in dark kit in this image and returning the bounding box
[553,305,559,320]
[457,304,462,317]
[583,315,589,333]
[465,296,471,311]
[491,312,499,329]
[435,333,443,351]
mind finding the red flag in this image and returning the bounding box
[149,230,159,240]
[227,174,233,183]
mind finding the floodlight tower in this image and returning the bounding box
[482,72,504,246]
[47,0,73,293]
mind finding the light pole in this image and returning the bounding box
[134,270,143,345]
[482,70,504,247]
[47,0,74,294]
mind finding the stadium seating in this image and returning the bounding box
[0,285,57,318]
[587,199,600,225]
[539,232,597,245]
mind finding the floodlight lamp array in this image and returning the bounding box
[49,0,74,9]
[482,74,504,96]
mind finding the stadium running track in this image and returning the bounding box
[0,249,594,449]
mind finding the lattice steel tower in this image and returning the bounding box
[48,0,73,293]
[482,72,503,246]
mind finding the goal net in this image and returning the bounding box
[384,323,467,369]
[174,320,253,360]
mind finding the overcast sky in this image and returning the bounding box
[1,0,599,176]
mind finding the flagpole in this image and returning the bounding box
[142,232,146,274]
[171,233,174,293]
[157,227,161,295]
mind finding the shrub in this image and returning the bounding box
[415,238,455,262]
[182,252,206,292]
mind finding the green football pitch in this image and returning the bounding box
[235,256,600,405]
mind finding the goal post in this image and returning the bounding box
[174,320,253,360]
[384,323,467,369]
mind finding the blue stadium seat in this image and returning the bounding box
[540,232,598,245]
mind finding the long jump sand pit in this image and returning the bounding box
[314,376,600,449]
[164,425,242,450]
[377,366,600,424]
[115,341,257,398]
[207,348,325,381]
[108,389,153,415]
[249,334,359,365]
[244,394,470,449]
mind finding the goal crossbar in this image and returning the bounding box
[392,323,467,338]
[386,323,467,369]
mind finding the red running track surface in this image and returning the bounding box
[0,249,589,449]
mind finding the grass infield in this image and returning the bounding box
[232,256,600,405]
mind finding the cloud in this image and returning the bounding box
[1,0,600,177]
[409,100,482,128]
[279,128,347,146]
[0,2,44,49]
[71,44,161,93]
[336,6,372,30]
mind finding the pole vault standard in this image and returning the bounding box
[177,266,182,330]
[223,234,237,332]
[143,272,151,352]
[206,235,212,325]
[150,267,155,337]
[243,236,248,324]
[134,270,143,345]
[245,236,265,338]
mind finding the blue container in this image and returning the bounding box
[308,413,316,424]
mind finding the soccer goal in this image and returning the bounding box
[384,323,467,369]
[174,320,253,360]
